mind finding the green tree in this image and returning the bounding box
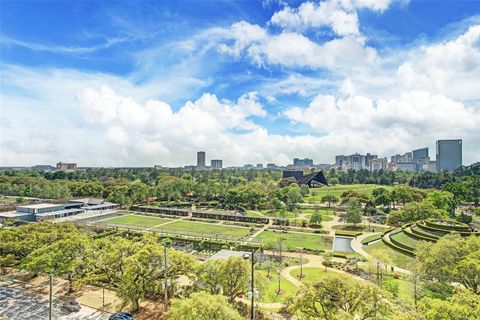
[287,276,392,320]
[321,194,339,208]
[164,292,242,320]
[196,256,250,302]
[310,212,323,225]
[416,234,480,294]
[345,198,362,227]
[22,234,88,292]
[386,200,448,226]
[418,289,480,320]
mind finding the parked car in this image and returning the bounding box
[109,312,134,320]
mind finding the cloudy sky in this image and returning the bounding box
[1,0,479,167]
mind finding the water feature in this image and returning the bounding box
[333,236,354,252]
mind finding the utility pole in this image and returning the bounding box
[164,244,168,311]
[102,285,105,308]
[299,250,304,279]
[48,274,53,320]
[250,250,255,320]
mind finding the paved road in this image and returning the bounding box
[0,284,110,320]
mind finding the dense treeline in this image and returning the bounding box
[0,163,478,209]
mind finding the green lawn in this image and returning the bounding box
[391,231,420,249]
[290,267,334,285]
[152,220,253,239]
[363,240,414,270]
[301,208,334,215]
[257,270,298,303]
[105,214,174,227]
[390,277,414,305]
[255,230,333,251]
[361,233,381,244]
[332,224,390,233]
[245,210,265,218]
[305,184,394,203]
[260,209,299,219]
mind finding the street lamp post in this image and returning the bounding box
[48,274,53,320]
[250,250,255,320]
[164,244,168,311]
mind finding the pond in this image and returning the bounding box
[333,236,353,252]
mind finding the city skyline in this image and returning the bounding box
[1,1,479,167]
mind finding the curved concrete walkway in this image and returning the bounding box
[351,233,412,275]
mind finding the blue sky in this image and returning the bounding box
[1,0,479,167]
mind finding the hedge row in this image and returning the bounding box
[389,233,416,252]
[402,226,438,242]
[381,235,415,257]
[417,221,478,237]
[335,230,362,237]
[424,220,469,232]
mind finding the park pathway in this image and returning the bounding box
[145,216,188,231]
[245,218,273,243]
[351,233,412,275]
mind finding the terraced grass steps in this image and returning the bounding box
[403,225,438,242]
[390,231,420,249]
[381,229,415,257]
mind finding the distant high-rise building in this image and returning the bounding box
[211,159,223,169]
[56,162,77,170]
[368,158,388,171]
[391,152,412,163]
[436,139,462,171]
[293,158,314,166]
[335,153,378,171]
[256,163,263,169]
[412,147,429,172]
[266,163,277,169]
[197,151,206,168]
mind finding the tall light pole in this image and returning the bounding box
[164,244,168,311]
[250,249,255,320]
[48,274,53,320]
[277,239,283,295]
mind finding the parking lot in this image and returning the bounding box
[0,283,109,320]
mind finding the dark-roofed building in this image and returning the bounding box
[282,171,328,188]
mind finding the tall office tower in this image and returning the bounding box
[293,158,314,166]
[211,159,222,169]
[436,140,462,171]
[197,151,206,168]
[412,147,429,172]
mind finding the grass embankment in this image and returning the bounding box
[363,240,414,270]
[361,233,381,244]
[390,232,421,249]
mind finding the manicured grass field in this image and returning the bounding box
[245,210,265,218]
[256,270,298,303]
[260,209,298,219]
[105,214,174,227]
[256,230,333,251]
[305,184,394,202]
[391,231,420,249]
[300,208,333,215]
[152,220,253,239]
[290,267,334,284]
[363,240,414,270]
